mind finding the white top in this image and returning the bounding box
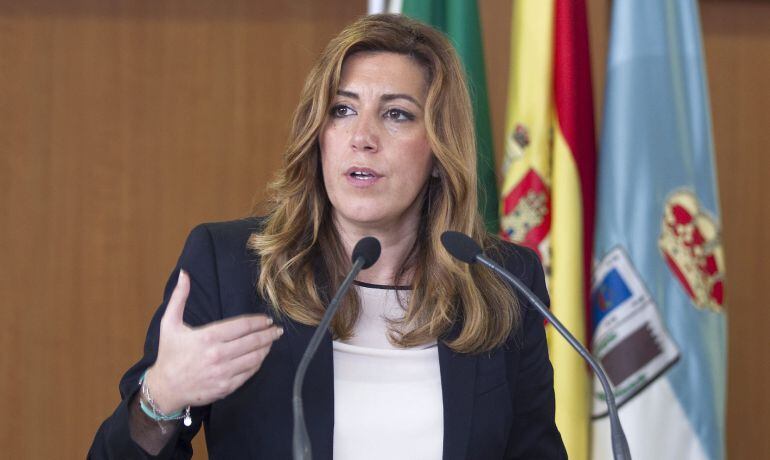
[332,283,443,460]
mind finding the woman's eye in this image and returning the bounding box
[331,105,355,118]
[385,109,415,121]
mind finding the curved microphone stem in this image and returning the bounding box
[292,256,365,460]
[476,254,632,460]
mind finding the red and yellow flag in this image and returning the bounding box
[500,1,596,458]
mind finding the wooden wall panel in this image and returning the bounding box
[0,1,363,457]
[701,2,770,458]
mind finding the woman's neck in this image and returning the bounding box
[334,214,420,286]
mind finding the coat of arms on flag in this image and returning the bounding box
[658,189,725,312]
[501,167,551,271]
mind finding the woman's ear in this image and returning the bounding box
[431,164,440,178]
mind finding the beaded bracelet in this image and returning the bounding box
[139,370,192,432]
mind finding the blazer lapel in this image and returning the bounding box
[287,321,335,460]
[439,333,478,460]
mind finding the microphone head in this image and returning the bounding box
[351,236,381,270]
[441,231,482,264]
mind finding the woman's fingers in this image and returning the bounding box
[214,326,283,361]
[199,314,275,343]
[174,316,281,403]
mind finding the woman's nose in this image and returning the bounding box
[350,113,379,153]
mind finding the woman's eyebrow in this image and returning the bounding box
[336,90,423,109]
[381,93,423,109]
[336,89,359,99]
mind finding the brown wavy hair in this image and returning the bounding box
[249,14,519,354]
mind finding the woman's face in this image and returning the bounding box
[319,51,434,234]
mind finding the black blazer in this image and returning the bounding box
[89,218,566,459]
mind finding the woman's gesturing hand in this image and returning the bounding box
[144,270,283,414]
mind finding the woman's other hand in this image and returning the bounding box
[145,270,283,414]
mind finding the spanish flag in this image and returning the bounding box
[500,1,596,459]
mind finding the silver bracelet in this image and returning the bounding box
[139,369,192,432]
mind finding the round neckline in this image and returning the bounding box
[353,280,412,291]
[333,339,437,355]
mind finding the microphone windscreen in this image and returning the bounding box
[440,231,482,264]
[352,236,381,269]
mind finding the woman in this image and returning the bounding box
[90,14,566,460]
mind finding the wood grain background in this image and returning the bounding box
[0,0,766,458]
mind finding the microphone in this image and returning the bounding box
[440,231,632,460]
[292,236,381,460]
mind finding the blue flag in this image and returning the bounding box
[590,1,726,459]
